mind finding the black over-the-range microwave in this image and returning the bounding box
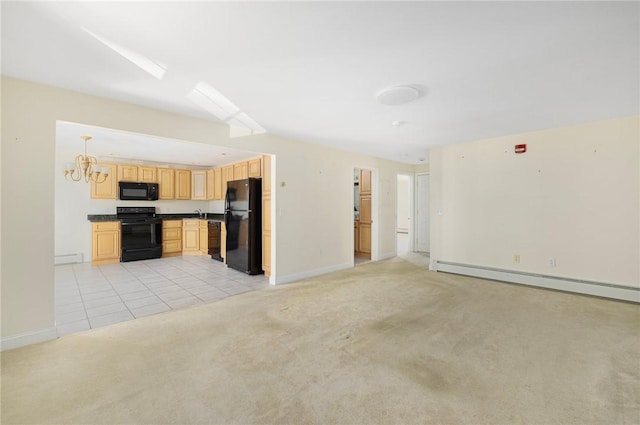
[119,182,159,201]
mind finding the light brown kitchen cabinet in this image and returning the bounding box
[162,220,182,257]
[354,221,359,253]
[158,168,175,200]
[206,169,216,200]
[191,170,207,200]
[199,220,208,255]
[117,165,157,183]
[262,154,272,276]
[213,168,223,200]
[182,219,200,255]
[358,190,372,255]
[222,165,234,196]
[175,169,191,200]
[221,222,227,263]
[138,166,157,183]
[117,164,138,182]
[91,221,120,265]
[90,163,118,199]
[248,158,262,177]
[233,161,248,180]
[360,169,372,195]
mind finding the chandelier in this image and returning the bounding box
[63,135,109,183]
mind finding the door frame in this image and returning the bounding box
[415,172,430,254]
[396,172,415,253]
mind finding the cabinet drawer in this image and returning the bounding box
[163,228,182,241]
[93,222,119,231]
[163,240,182,253]
[183,219,199,228]
[163,220,182,229]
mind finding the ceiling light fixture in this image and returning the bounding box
[376,85,422,106]
[63,135,109,183]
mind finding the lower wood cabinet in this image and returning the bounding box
[199,220,208,255]
[92,221,120,265]
[162,220,182,257]
[182,219,200,255]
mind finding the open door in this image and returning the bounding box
[354,167,372,264]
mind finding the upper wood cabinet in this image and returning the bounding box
[233,162,248,180]
[360,169,372,195]
[138,166,157,183]
[158,168,175,199]
[206,168,224,200]
[90,163,118,199]
[262,155,271,195]
[222,165,234,195]
[191,170,207,200]
[175,169,191,200]
[213,168,223,200]
[117,165,157,183]
[117,164,138,182]
[248,158,262,177]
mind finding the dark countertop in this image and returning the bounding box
[87,213,224,222]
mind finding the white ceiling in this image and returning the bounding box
[2,2,639,164]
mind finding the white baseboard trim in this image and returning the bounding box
[1,327,57,351]
[55,253,83,265]
[378,252,396,261]
[436,261,639,303]
[274,262,353,285]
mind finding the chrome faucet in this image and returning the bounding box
[195,208,203,218]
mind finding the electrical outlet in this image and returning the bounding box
[549,258,556,267]
[513,254,521,264]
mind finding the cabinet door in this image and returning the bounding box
[191,170,207,200]
[91,163,118,199]
[248,158,262,177]
[175,170,191,200]
[222,165,234,195]
[206,169,215,200]
[358,223,371,254]
[233,162,248,180]
[158,168,175,199]
[117,164,138,182]
[213,168,223,200]
[92,222,120,264]
[262,155,271,195]
[138,166,157,183]
[360,169,372,195]
[199,220,208,254]
[182,222,200,254]
[354,221,359,253]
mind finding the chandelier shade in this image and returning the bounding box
[63,135,109,183]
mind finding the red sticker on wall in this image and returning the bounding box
[515,144,527,154]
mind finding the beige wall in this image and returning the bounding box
[430,116,640,288]
[1,77,415,344]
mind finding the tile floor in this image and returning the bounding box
[55,256,270,337]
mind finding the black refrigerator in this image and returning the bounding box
[224,178,263,275]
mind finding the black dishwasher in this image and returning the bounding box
[208,221,222,262]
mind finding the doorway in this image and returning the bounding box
[415,173,430,255]
[354,167,372,265]
[396,174,412,255]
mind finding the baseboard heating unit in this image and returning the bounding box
[435,261,639,303]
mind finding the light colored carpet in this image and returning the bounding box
[2,257,639,424]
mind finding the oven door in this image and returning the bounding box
[120,219,162,261]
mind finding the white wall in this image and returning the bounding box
[396,175,410,232]
[1,77,415,346]
[430,116,640,288]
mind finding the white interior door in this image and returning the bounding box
[416,174,430,253]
